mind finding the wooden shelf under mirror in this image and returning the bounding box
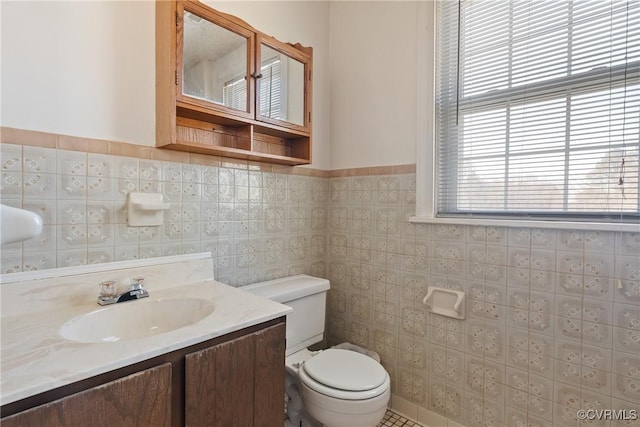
[156,0,312,166]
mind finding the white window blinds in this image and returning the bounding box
[223,77,246,111]
[436,0,640,221]
[223,58,282,118]
[258,57,282,119]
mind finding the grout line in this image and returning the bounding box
[379,409,426,427]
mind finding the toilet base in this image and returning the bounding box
[300,378,390,427]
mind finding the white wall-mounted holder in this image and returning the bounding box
[127,192,170,226]
[422,286,465,319]
[0,204,43,245]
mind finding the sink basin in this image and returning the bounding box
[60,298,215,343]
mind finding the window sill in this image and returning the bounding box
[409,215,640,233]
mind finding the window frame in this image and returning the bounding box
[412,1,640,232]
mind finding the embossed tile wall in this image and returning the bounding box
[0,143,328,285]
[325,174,640,427]
[3,140,640,427]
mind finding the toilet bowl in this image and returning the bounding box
[292,348,390,427]
[244,275,390,427]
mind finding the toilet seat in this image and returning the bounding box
[299,349,390,400]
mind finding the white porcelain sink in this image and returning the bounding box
[59,298,215,343]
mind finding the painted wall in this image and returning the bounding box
[0,1,331,170]
[329,2,420,170]
[0,1,155,147]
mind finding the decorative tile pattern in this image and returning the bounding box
[3,145,639,427]
[0,145,327,284]
[322,173,637,427]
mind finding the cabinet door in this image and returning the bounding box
[185,334,254,427]
[256,37,312,133]
[2,364,172,427]
[253,323,286,427]
[178,1,255,120]
[185,323,286,427]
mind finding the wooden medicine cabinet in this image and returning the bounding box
[156,1,313,165]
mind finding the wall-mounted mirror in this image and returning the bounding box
[258,44,305,127]
[182,10,250,113]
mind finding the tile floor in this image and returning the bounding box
[379,409,425,427]
[284,408,424,427]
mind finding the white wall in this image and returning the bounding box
[329,1,420,170]
[1,1,155,147]
[1,1,425,171]
[1,1,331,170]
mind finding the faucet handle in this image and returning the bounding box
[129,276,149,299]
[98,280,117,303]
[131,276,145,286]
[99,280,117,297]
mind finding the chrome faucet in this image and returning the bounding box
[98,276,149,305]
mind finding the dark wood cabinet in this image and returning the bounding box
[1,364,172,427]
[1,319,286,427]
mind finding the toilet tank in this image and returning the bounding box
[244,275,330,356]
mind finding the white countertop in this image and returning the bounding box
[1,279,291,406]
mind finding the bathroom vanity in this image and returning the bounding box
[0,254,291,426]
[2,320,285,426]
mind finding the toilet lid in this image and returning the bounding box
[302,349,387,392]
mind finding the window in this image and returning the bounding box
[436,0,639,222]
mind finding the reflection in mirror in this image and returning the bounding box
[183,11,248,112]
[259,44,305,126]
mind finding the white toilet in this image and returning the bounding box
[245,275,390,427]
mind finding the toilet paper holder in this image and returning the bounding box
[422,286,465,320]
